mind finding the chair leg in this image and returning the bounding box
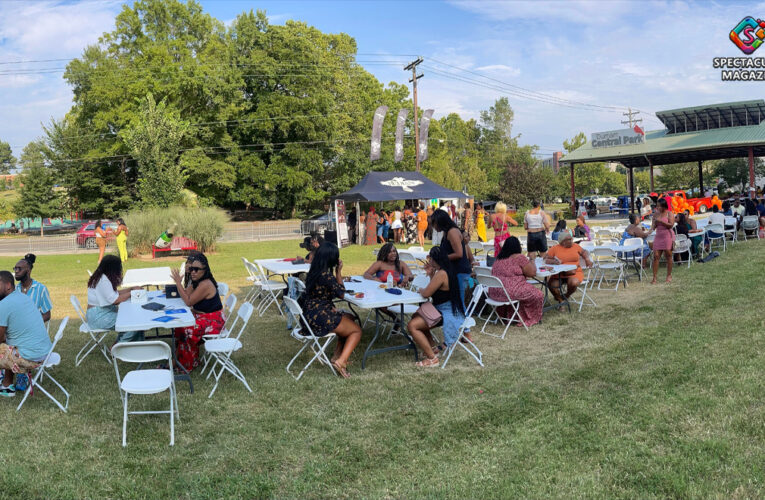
[122,394,128,447]
[169,387,175,446]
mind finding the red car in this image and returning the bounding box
[76,220,118,248]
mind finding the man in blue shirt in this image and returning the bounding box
[14,254,52,324]
[757,198,765,217]
[0,271,51,397]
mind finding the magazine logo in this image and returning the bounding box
[730,16,765,54]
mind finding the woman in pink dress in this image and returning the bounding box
[490,202,519,255]
[489,236,544,327]
[651,197,675,284]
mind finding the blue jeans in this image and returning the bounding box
[87,305,143,343]
[435,302,465,347]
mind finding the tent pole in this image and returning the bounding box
[698,160,704,196]
[356,201,361,245]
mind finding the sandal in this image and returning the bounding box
[331,360,350,379]
[415,356,439,368]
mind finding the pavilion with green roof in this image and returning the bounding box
[561,100,765,212]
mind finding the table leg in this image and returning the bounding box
[361,305,418,370]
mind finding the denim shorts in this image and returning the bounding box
[435,302,465,347]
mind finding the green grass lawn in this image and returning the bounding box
[2,239,765,498]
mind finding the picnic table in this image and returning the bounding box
[340,276,426,369]
[532,259,578,313]
[122,267,174,288]
[256,258,310,281]
[115,290,196,392]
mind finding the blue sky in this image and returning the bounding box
[1,0,764,159]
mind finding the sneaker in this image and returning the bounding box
[0,385,16,397]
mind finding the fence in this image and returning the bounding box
[0,220,303,255]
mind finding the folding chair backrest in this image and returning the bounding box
[283,296,316,337]
[724,216,737,226]
[475,274,510,302]
[246,261,265,284]
[579,241,595,252]
[407,246,424,252]
[468,241,484,254]
[112,341,171,364]
[474,266,492,277]
[398,251,419,271]
[410,273,430,291]
[87,269,92,277]
[52,317,69,345]
[224,293,237,319]
[742,215,759,229]
[547,238,557,247]
[70,295,87,324]
[675,234,688,243]
[707,223,723,234]
[624,237,643,247]
[242,257,256,279]
[464,284,483,318]
[179,261,186,276]
[592,247,617,262]
[217,282,229,297]
[229,302,254,341]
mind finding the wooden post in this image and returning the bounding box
[629,166,635,214]
[698,160,704,196]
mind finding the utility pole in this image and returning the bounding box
[621,107,643,128]
[405,57,424,171]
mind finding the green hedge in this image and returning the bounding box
[123,206,227,255]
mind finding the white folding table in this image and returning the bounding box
[341,276,426,369]
[115,291,196,391]
[256,258,310,279]
[122,267,174,288]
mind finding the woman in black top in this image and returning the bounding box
[432,210,470,338]
[299,242,362,378]
[170,253,224,371]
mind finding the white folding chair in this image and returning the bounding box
[474,266,492,277]
[741,215,760,240]
[592,248,626,290]
[476,274,527,339]
[241,257,262,304]
[222,292,237,322]
[468,241,484,256]
[672,234,692,268]
[111,341,178,447]
[622,237,648,280]
[205,302,255,398]
[71,295,111,366]
[441,284,484,369]
[217,282,230,302]
[567,268,597,313]
[249,261,287,317]
[398,251,422,275]
[724,216,738,243]
[199,292,239,375]
[283,297,338,380]
[706,223,725,251]
[17,317,70,412]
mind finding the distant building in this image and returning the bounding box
[538,151,563,173]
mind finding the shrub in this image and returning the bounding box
[123,206,227,255]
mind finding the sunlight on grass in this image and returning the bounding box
[1,239,765,498]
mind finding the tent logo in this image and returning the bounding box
[730,17,765,54]
[380,177,423,192]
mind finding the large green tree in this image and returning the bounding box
[714,157,765,192]
[0,140,16,175]
[15,141,62,234]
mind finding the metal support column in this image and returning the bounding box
[628,166,635,214]
[698,160,704,196]
[570,163,576,212]
[648,159,654,192]
[749,146,756,198]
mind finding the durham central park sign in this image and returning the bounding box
[591,126,646,148]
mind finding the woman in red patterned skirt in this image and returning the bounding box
[170,253,224,371]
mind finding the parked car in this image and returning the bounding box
[663,190,719,214]
[300,213,334,236]
[76,220,118,248]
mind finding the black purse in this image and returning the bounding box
[165,285,179,298]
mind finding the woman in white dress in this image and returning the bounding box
[391,207,403,243]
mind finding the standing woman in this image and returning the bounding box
[524,200,550,259]
[475,202,487,242]
[170,253,224,371]
[365,207,377,245]
[651,198,675,284]
[432,210,471,338]
[463,203,474,238]
[299,242,362,378]
[490,202,519,255]
[115,218,129,263]
[416,203,428,247]
[391,207,403,243]
[94,220,109,264]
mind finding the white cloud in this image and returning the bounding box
[475,64,521,76]
[448,0,636,24]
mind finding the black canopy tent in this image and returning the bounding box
[334,171,466,244]
[334,171,465,202]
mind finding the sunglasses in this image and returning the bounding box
[188,266,206,272]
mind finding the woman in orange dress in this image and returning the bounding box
[544,231,593,305]
[416,203,428,247]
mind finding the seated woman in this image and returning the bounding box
[363,243,414,286]
[299,242,362,378]
[551,219,567,242]
[406,247,465,368]
[620,213,651,264]
[170,253,224,372]
[299,234,323,263]
[545,232,592,305]
[489,236,543,327]
[86,255,142,343]
[574,215,591,240]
